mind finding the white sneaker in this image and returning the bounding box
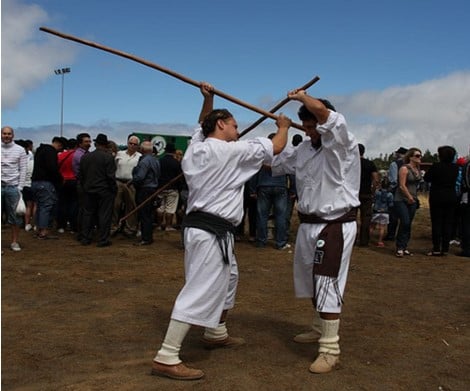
[278,243,291,250]
[25,224,32,232]
[10,242,21,252]
[57,228,65,234]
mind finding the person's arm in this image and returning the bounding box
[271,114,291,155]
[372,170,380,192]
[287,89,330,124]
[198,82,214,124]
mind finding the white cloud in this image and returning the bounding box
[335,71,470,158]
[1,0,77,108]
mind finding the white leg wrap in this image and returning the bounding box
[203,322,228,341]
[154,319,191,365]
[318,318,340,355]
[312,310,322,334]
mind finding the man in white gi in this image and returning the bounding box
[271,89,360,374]
[151,82,292,381]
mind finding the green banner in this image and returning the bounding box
[132,133,191,157]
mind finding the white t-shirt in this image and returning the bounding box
[114,150,141,180]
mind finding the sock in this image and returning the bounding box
[318,318,340,355]
[203,322,228,341]
[312,310,322,334]
[154,319,191,365]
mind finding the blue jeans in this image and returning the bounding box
[31,181,58,229]
[394,200,417,251]
[256,186,288,248]
[1,185,22,225]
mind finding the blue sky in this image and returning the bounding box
[2,0,470,157]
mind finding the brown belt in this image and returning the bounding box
[298,208,358,224]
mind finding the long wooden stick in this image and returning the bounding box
[238,75,320,138]
[40,26,305,131]
[118,73,321,224]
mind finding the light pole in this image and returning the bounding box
[54,67,71,137]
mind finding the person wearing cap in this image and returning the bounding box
[151,82,291,381]
[385,147,408,240]
[78,133,117,247]
[31,136,65,239]
[156,143,183,231]
[271,90,360,374]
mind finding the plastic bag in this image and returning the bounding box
[15,192,26,216]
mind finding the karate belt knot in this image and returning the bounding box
[182,211,236,264]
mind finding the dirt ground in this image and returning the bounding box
[2,197,469,391]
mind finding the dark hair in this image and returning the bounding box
[201,109,233,137]
[381,177,390,190]
[15,139,26,148]
[67,138,77,149]
[297,99,336,122]
[52,136,67,148]
[165,143,176,153]
[358,143,365,156]
[437,145,456,164]
[292,134,303,146]
[76,133,91,145]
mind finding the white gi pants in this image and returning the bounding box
[171,228,238,328]
[293,221,356,313]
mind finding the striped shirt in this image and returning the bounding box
[1,142,28,189]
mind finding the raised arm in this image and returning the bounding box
[287,89,330,124]
[271,114,292,155]
[198,82,215,124]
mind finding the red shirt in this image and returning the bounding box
[58,149,76,181]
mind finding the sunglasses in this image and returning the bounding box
[413,154,422,158]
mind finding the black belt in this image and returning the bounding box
[182,211,236,264]
[116,178,130,184]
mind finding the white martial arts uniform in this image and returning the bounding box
[171,127,273,328]
[272,111,360,313]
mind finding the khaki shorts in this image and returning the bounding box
[157,189,179,214]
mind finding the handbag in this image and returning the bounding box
[15,192,26,215]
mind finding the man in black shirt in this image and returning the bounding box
[31,136,65,239]
[79,133,117,247]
